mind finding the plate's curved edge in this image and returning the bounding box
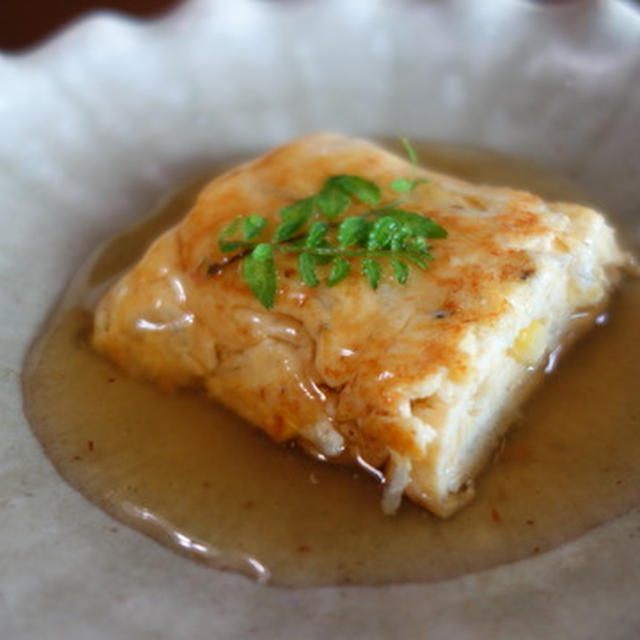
[3,0,639,67]
[0,12,137,62]
[0,0,302,65]
[0,0,197,64]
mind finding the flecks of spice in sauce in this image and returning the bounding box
[22,142,640,587]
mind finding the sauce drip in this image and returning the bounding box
[22,143,640,587]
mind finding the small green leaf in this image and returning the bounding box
[298,252,319,287]
[243,243,277,309]
[338,216,369,248]
[331,175,381,206]
[218,216,243,251]
[362,258,382,290]
[273,221,302,243]
[367,217,399,250]
[401,137,418,167]
[404,252,433,270]
[327,257,350,286]
[390,177,431,194]
[280,197,315,222]
[406,236,430,252]
[242,215,267,240]
[219,240,250,253]
[252,243,273,261]
[274,197,314,242]
[390,178,414,193]
[391,258,409,284]
[378,209,447,238]
[219,216,242,237]
[316,182,351,219]
[306,221,330,248]
[390,227,411,252]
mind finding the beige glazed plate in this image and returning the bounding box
[2,0,640,638]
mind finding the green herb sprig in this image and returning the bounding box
[213,139,447,309]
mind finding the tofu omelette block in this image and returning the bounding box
[93,134,629,517]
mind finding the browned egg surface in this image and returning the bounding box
[22,142,640,587]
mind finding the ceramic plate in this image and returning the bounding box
[2,0,640,637]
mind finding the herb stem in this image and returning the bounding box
[272,245,428,259]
